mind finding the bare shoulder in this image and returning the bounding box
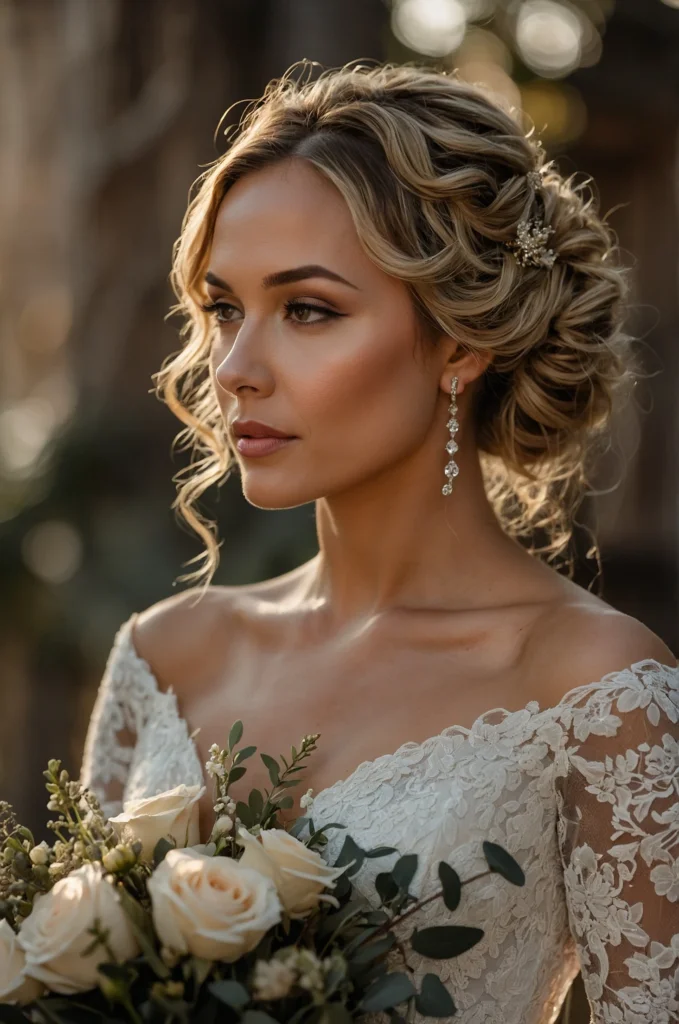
[523,598,677,706]
[131,586,242,688]
[131,562,312,694]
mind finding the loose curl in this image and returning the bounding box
[155,59,638,591]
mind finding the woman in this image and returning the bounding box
[80,62,679,1022]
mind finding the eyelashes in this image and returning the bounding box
[199,299,345,327]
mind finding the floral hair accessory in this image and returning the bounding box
[506,169,557,269]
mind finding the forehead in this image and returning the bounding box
[212,158,356,250]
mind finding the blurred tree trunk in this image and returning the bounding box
[0,0,388,831]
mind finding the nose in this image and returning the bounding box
[212,326,274,399]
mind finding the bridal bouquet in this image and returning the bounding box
[0,722,525,1023]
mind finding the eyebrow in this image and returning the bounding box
[204,265,360,292]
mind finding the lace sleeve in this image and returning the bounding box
[554,659,679,1023]
[79,612,155,819]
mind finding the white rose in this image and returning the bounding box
[18,862,139,994]
[0,920,45,1005]
[148,848,282,962]
[236,827,349,919]
[109,784,205,860]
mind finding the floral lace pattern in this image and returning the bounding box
[79,612,679,1024]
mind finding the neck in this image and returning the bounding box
[305,436,527,627]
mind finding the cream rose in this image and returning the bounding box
[236,827,349,919]
[17,862,139,994]
[148,848,282,962]
[0,920,44,1005]
[109,784,205,860]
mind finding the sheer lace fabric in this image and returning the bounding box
[80,612,679,1024]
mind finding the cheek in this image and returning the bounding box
[294,322,432,456]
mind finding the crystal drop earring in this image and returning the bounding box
[442,376,459,496]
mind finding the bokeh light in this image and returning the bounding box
[515,1,585,78]
[392,0,467,57]
[21,519,84,585]
[0,398,60,477]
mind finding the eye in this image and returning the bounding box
[282,300,342,325]
[199,299,344,328]
[199,301,239,324]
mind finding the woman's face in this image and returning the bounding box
[205,157,449,509]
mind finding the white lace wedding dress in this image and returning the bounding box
[79,612,679,1024]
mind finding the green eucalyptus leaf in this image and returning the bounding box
[307,821,346,845]
[234,745,257,763]
[364,846,399,858]
[208,979,250,1009]
[277,796,294,809]
[228,721,244,750]
[415,974,457,1017]
[333,835,365,877]
[350,933,396,965]
[358,971,416,1012]
[153,836,175,867]
[363,909,391,926]
[342,924,381,956]
[228,765,247,783]
[391,854,418,893]
[318,899,367,941]
[116,887,170,979]
[260,754,280,785]
[482,841,525,886]
[410,924,484,959]
[286,815,309,837]
[438,861,461,912]
[236,801,254,828]
[375,871,399,904]
[248,789,264,817]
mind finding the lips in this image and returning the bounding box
[231,419,294,440]
[235,435,296,458]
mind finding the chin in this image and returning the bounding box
[240,479,319,510]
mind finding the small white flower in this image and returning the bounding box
[300,788,315,811]
[205,761,225,778]
[29,842,49,866]
[209,743,221,756]
[213,815,233,835]
[252,957,297,1000]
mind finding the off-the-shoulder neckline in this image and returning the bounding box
[115,611,679,809]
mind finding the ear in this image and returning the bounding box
[438,341,493,397]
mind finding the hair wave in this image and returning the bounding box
[154,59,639,591]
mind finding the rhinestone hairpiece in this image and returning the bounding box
[506,169,557,270]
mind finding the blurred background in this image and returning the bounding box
[1,2,679,1017]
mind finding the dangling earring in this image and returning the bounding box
[442,376,459,496]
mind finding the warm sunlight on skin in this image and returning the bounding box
[202,156,541,622]
[205,157,486,511]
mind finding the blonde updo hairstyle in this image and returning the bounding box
[157,60,637,590]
